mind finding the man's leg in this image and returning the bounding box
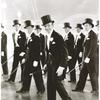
[73,63,88,91]
[47,64,56,100]
[33,65,45,93]
[56,78,72,100]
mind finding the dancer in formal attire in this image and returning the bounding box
[73,24,85,71]
[63,22,76,83]
[16,20,45,94]
[6,20,26,83]
[72,18,98,95]
[41,15,72,100]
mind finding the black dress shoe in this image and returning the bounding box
[72,89,83,92]
[16,89,29,93]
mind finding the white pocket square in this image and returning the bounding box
[52,41,56,44]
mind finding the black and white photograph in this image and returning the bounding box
[0,0,99,100]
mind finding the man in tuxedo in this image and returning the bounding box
[35,25,47,75]
[16,20,45,94]
[41,15,72,100]
[73,24,85,70]
[63,22,76,82]
[72,18,98,95]
[35,25,46,66]
[6,20,27,83]
[1,24,8,76]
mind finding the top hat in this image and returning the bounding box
[95,20,99,26]
[24,20,34,28]
[63,22,72,29]
[41,15,54,26]
[13,19,21,26]
[76,24,83,29]
[83,18,94,27]
[35,25,42,30]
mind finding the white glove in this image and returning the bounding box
[22,58,25,64]
[56,66,64,76]
[79,52,82,57]
[84,57,90,63]
[1,51,4,56]
[68,56,72,60]
[40,52,42,56]
[33,61,38,67]
[19,52,25,57]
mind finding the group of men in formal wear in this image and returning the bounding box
[1,15,99,100]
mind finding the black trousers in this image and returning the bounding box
[75,58,97,91]
[67,58,76,82]
[47,64,71,100]
[21,61,45,92]
[9,47,24,82]
[1,52,8,75]
[73,49,83,68]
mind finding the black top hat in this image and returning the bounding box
[41,15,54,26]
[95,20,99,26]
[24,20,34,28]
[35,25,42,30]
[13,19,21,26]
[83,18,94,27]
[63,22,72,29]
[76,24,83,29]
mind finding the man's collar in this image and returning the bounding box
[47,29,53,38]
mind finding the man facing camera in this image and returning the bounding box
[16,20,45,94]
[41,15,72,100]
[72,18,98,95]
[63,22,76,83]
[6,20,26,83]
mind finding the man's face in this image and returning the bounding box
[14,24,20,31]
[44,22,54,34]
[64,27,70,33]
[36,29,41,34]
[76,28,81,33]
[26,26,33,34]
[84,23,92,31]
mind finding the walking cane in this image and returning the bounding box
[66,50,85,75]
[66,62,83,74]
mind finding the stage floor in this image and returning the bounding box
[1,62,99,100]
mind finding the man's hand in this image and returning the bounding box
[33,61,38,67]
[1,51,4,56]
[19,52,25,57]
[56,66,64,76]
[40,52,42,56]
[79,52,82,57]
[22,58,25,64]
[84,57,90,63]
[68,56,72,60]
